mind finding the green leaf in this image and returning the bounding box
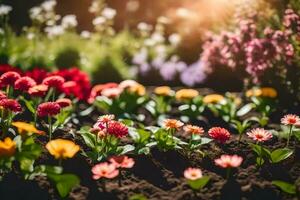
[48,173,80,198]
[78,128,96,148]
[187,176,210,190]
[237,103,253,117]
[129,194,148,200]
[118,144,135,155]
[272,180,296,194]
[250,143,271,158]
[270,148,293,163]
[137,147,150,155]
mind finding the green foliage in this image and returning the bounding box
[272,180,296,195]
[48,173,80,198]
[187,176,210,190]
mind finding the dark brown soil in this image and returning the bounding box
[0,102,299,200]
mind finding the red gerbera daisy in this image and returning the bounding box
[208,127,231,143]
[107,121,128,138]
[25,68,48,84]
[28,84,49,97]
[0,99,22,113]
[56,98,72,108]
[281,114,300,126]
[37,102,61,117]
[14,76,37,92]
[0,71,21,87]
[42,75,65,89]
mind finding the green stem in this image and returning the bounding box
[226,168,231,179]
[48,115,52,141]
[5,85,10,98]
[286,125,293,148]
[259,144,263,167]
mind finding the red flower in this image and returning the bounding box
[0,64,22,76]
[0,72,21,87]
[14,76,37,92]
[37,102,61,117]
[28,84,49,97]
[281,114,300,126]
[0,91,7,100]
[42,75,65,89]
[88,83,118,103]
[25,68,48,84]
[208,127,231,143]
[56,98,72,108]
[52,68,91,101]
[107,121,128,138]
[0,99,22,113]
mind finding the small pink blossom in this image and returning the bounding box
[91,162,119,180]
[184,167,203,180]
[214,155,243,168]
[281,114,300,126]
[109,155,135,169]
[247,128,273,142]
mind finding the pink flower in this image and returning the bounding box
[183,125,204,135]
[56,98,72,108]
[14,76,37,92]
[184,167,203,180]
[101,87,122,99]
[0,72,21,87]
[247,128,273,142]
[214,155,243,168]
[208,127,230,143]
[98,115,115,123]
[107,121,128,138]
[28,84,48,97]
[42,75,65,89]
[88,83,118,103]
[0,99,22,113]
[37,102,61,117]
[92,162,119,180]
[109,155,135,169]
[281,114,300,126]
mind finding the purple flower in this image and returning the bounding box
[180,60,207,86]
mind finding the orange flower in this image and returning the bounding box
[0,137,16,157]
[128,83,146,96]
[163,119,184,130]
[246,87,277,98]
[46,139,80,159]
[12,121,45,135]
[183,125,204,135]
[154,86,173,96]
[203,94,224,104]
[175,89,199,101]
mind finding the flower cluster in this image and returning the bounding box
[92,115,128,138]
[201,9,298,83]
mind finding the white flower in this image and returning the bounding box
[0,5,12,16]
[137,22,152,32]
[151,32,165,43]
[41,0,56,11]
[169,33,181,46]
[132,48,148,65]
[93,16,106,26]
[89,1,100,13]
[27,32,35,40]
[62,15,77,28]
[80,30,91,39]
[29,7,42,20]
[102,7,116,19]
[45,25,64,37]
[126,0,139,12]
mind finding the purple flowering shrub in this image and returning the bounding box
[200,8,300,104]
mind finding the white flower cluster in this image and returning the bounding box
[0,4,12,16]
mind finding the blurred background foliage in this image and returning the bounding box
[0,0,299,103]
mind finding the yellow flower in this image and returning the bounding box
[175,89,199,101]
[203,94,224,104]
[0,137,16,157]
[12,121,45,135]
[154,86,173,96]
[128,83,146,96]
[46,139,80,159]
[246,87,277,98]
